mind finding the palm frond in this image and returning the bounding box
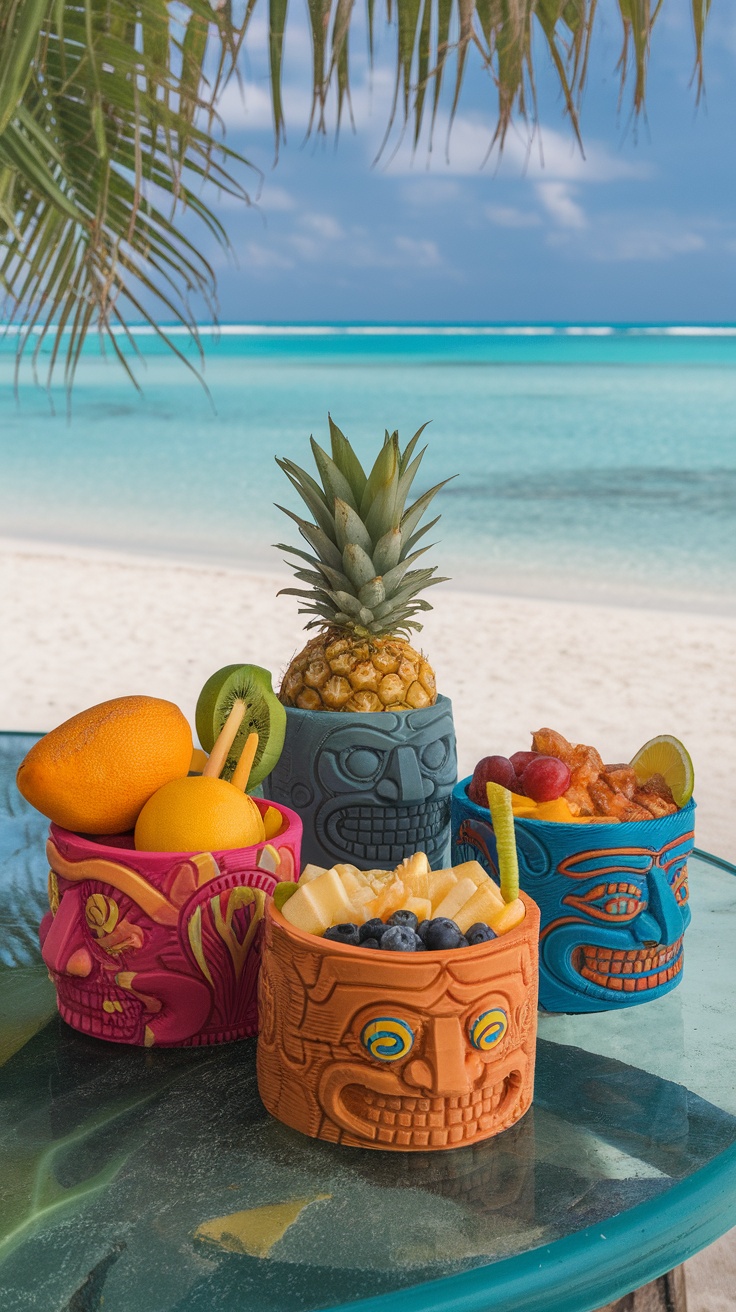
[0,0,256,390]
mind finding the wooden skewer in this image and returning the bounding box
[202,701,246,778]
[231,731,259,792]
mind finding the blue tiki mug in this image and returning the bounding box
[451,777,695,1013]
[264,696,457,871]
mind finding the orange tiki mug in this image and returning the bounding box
[257,891,539,1151]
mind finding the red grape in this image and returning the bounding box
[521,755,571,802]
[468,755,517,804]
[509,750,538,775]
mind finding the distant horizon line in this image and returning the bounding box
[4,321,736,338]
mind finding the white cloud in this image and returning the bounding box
[301,213,345,240]
[242,241,294,270]
[485,204,541,228]
[382,114,649,183]
[400,178,463,206]
[394,235,442,267]
[593,226,706,261]
[259,185,296,212]
[537,182,587,229]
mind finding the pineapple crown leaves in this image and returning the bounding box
[275,417,453,639]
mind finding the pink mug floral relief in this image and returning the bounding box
[40,799,301,1047]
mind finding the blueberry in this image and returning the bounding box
[465,922,497,946]
[380,925,419,952]
[387,909,419,932]
[360,936,383,949]
[359,918,389,943]
[416,919,432,944]
[423,917,464,951]
[412,934,427,952]
[323,923,360,946]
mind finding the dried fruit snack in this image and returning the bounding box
[467,729,693,824]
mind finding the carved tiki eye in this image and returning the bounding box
[85,893,119,937]
[670,863,689,906]
[468,1008,508,1052]
[343,749,383,780]
[420,738,449,772]
[563,883,647,921]
[361,1017,414,1062]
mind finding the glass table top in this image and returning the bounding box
[1,732,736,1312]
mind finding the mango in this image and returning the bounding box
[455,882,506,934]
[299,864,327,884]
[404,896,432,923]
[427,867,457,909]
[487,897,526,935]
[281,868,354,935]
[433,876,477,923]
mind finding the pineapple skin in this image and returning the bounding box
[280,629,437,713]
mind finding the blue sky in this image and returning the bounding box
[194,3,736,323]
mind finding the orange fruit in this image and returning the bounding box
[134,776,265,852]
[17,696,192,834]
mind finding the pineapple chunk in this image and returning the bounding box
[427,867,457,910]
[398,852,430,878]
[369,878,406,921]
[404,896,432,923]
[452,860,500,893]
[433,877,477,923]
[488,898,526,936]
[282,868,354,935]
[455,883,508,934]
[337,867,366,895]
[299,864,328,884]
[347,885,376,925]
[397,852,431,899]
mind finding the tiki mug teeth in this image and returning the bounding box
[40,799,301,1047]
[452,778,695,1014]
[256,892,540,1151]
[263,695,458,871]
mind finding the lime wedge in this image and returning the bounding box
[629,735,694,808]
[273,881,298,911]
[486,782,519,903]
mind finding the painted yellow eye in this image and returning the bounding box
[469,1008,508,1051]
[85,893,119,937]
[361,1017,414,1062]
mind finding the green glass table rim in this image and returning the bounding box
[326,847,736,1312]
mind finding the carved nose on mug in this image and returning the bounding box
[41,887,93,977]
[376,746,425,803]
[404,1016,474,1097]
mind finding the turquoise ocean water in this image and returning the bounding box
[1,324,735,614]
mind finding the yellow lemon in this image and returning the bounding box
[134,776,265,852]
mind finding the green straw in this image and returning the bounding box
[486,782,519,903]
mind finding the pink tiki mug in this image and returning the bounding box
[39,799,301,1047]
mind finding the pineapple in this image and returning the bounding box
[276,418,450,712]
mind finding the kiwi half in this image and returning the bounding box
[196,665,286,789]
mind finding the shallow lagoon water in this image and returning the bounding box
[1,325,734,613]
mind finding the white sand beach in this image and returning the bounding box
[1,535,733,859]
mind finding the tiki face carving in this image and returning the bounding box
[257,895,539,1150]
[452,784,695,1013]
[40,808,301,1046]
[266,697,457,870]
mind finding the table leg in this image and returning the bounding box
[594,1265,687,1312]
